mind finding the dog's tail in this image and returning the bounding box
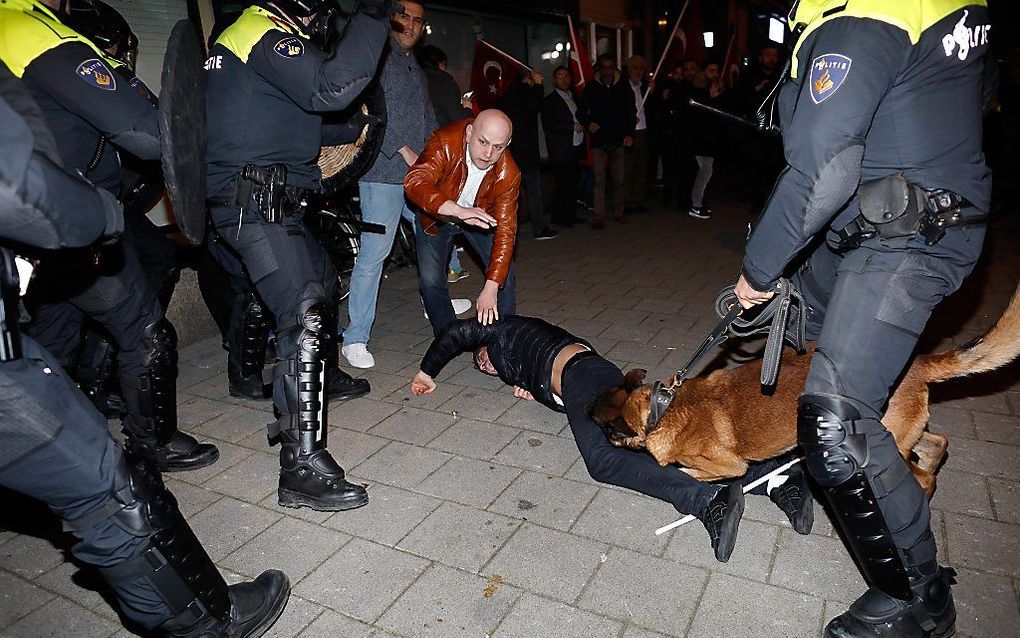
[916,282,1020,384]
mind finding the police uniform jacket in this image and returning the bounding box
[204,4,389,196]
[741,0,992,291]
[0,0,160,194]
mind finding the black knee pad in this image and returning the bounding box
[240,294,270,379]
[796,393,871,487]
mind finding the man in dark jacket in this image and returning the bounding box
[410,315,812,563]
[541,66,585,228]
[499,69,556,239]
[579,54,636,229]
[418,44,472,128]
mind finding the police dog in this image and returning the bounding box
[591,285,1020,498]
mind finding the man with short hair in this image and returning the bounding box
[623,54,650,215]
[541,66,585,228]
[579,54,636,229]
[404,110,519,335]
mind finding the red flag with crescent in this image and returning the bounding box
[469,40,529,113]
[566,15,592,96]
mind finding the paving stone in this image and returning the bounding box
[296,609,378,637]
[953,567,1020,638]
[973,411,1020,446]
[221,517,350,582]
[555,317,613,339]
[382,380,464,412]
[351,441,452,489]
[177,361,224,391]
[367,406,456,446]
[378,564,520,638]
[188,497,281,562]
[577,546,708,635]
[496,399,569,436]
[356,370,410,398]
[944,513,1020,578]
[323,483,441,547]
[329,398,401,433]
[172,440,255,486]
[570,488,677,555]
[492,431,581,476]
[944,437,1020,481]
[444,367,508,392]
[741,491,835,538]
[688,573,824,638]
[492,592,622,638]
[489,472,599,531]
[363,349,421,375]
[485,523,607,603]
[0,533,66,580]
[930,469,994,519]
[192,403,274,446]
[770,530,867,601]
[620,626,671,638]
[294,538,429,622]
[254,595,324,638]
[665,518,780,582]
[33,560,118,621]
[604,341,669,367]
[3,595,118,638]
[323,429,390,470]
[940,392,1013,416]
[437,387,518,422]
[177,395,234,430]
[415,456,521,508]
[926,404,978,439]
[988,477,1020,524]
[398,502,520,572]
[427,418,521,460]
[202,450,280,504]
[0,570,54,628]
[164,477,223,518]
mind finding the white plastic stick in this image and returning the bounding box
[654,457,804,536]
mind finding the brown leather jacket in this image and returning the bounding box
[404,119,520,287]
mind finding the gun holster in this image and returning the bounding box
[238,164,288,223]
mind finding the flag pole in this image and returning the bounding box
[638,0,691,112]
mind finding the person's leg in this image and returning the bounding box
[690,155,714,209]
[625,130,648,209]
[610,147,627,219]
[343,181,406,348]
[461,229,516,316]
[592,148,608,223]
[414,216,457,336]
[524,167,550,235]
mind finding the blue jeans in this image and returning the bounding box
[343,181,415,346]
[415,216,516,336]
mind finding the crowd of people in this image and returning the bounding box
[0,0,998,636]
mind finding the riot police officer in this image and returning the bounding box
[732,1,991,637]
[0,59,289,638]
[0,0,219,472]
[205,0,390,511]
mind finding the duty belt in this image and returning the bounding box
[207,164,317,223]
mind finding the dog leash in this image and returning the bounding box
[646,278,804,431]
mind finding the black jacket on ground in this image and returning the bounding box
[541,90,582,164]
[498,81,543,170]
[420,316,593,412]
[578,71,636,148]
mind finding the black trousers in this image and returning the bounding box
[549,159,580,224]
[561,354,786,516]
[0,336,169,629]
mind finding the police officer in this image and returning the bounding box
[0,0,219,472]
[732,1,991,637]
[205,0,390,511]
[0,59,289,638]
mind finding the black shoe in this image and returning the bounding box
[768,463,813,534]
[325,367,370,403]
[152,432,220,473]
[229,374,271,401]
[688,206,712,219]
[534,228,558,240]
[160,570,291,638]
[825,567,957,638]
[278,448,369,511]
[700,485,744,563]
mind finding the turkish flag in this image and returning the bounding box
[469,40,529,113]
[566,15,592,96]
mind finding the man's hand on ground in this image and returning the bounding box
[438,201,497,229]
[476,279,500,325]
[411,370,436,395]
[512,386,534,401]
[733,274,774,309]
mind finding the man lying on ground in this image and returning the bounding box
[410,314,812,562]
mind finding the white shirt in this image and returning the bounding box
[456,143,493,208]
[630,78,647,131]
[555,88,585,146]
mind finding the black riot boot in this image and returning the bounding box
[768,462,814,535]
[227,294,271,401]
[699,484,745,563]
[158,569,291,638]
[121,318,219,472]
[325,365,370,403]
[277,431,368,511]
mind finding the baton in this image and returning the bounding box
[687,98,761,130]
[654,456,804,535]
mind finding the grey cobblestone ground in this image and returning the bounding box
[2,203,1018,637]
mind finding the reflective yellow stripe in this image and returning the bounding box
[789,0,988,77]
[0,0,110,77]
[215,5,306,64]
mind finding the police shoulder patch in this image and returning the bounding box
[274,37,304,59]
[809,53,851,104]
[76,58,117,91]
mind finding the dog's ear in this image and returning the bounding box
[588,388,626,426]
[622,369,647,392]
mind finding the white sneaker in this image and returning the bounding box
[423,298,474,319]
[341,343,375,369]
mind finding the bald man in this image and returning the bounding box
[405,110,521,335]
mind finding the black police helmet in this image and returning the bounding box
[269,0,337,18]
[58,0,138,64]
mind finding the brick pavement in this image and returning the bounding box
[1,204,1018,638]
